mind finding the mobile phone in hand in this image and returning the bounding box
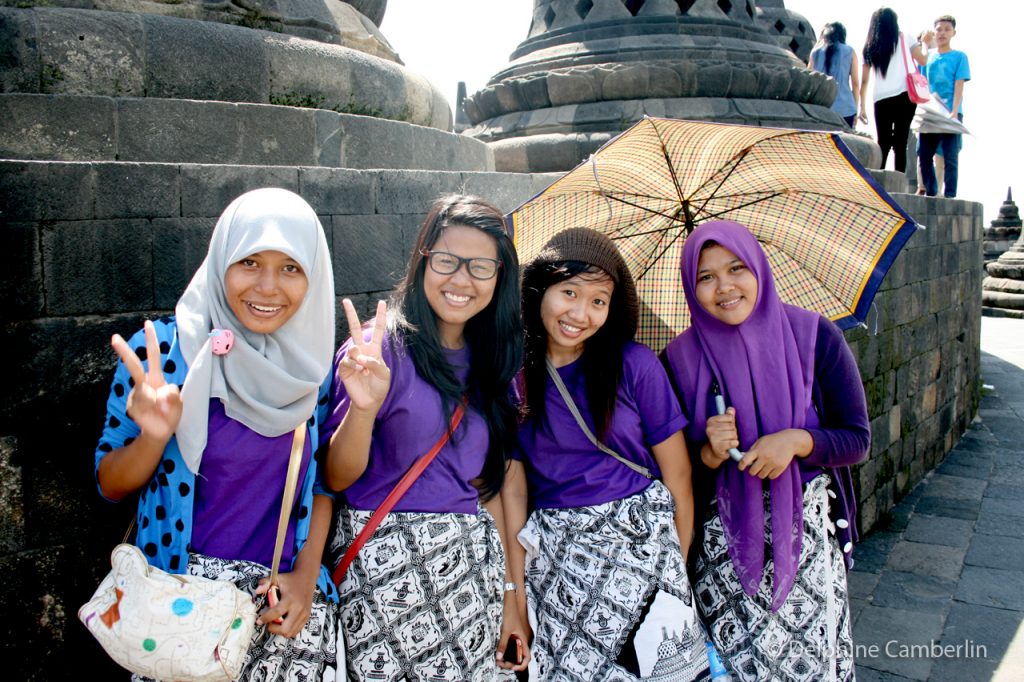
[504,634,523,665]
[266,584,284,625]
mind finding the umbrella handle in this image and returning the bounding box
[713,394,746,463]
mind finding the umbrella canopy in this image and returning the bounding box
[507,117,918,351]
[913,96,972,136]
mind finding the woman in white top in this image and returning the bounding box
[859,7,922,172]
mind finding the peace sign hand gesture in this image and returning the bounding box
[337,299,391,413]
[110,320,183,446]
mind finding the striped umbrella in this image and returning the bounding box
[507,117,918,351]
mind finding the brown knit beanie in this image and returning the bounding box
[527,227,639,337]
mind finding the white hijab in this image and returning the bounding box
[174,188,335,473]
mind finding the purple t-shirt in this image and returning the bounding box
[321,331,488,514]
[514,341,687,509]
[191,400,312,566]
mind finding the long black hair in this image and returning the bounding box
[821,22,848,75]
[389,194,522,501]
[521,261,633,440]
[863,7,899,77]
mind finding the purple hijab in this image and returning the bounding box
[664,220,819,611]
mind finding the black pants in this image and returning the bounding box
[874,93,917,172]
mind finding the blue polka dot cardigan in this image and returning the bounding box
[94,316,338,601]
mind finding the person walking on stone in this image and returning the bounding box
[809,22,861,128]
[860,7,918,173]
[322,194,529,681]
[663,221,870,682]
[914,14,971,198]
[503,228,710,681]
[94,188,340,680]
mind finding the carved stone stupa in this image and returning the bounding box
[983,188,1024,317]
[983,188,1023,264]
[462,0,860,173]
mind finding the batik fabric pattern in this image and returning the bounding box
[133,552,338,682]
[519,481,710,681]
[694,475,854,682]
[331,505,515,682]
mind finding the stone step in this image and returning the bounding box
[0,93,491,171]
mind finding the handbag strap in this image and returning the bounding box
[899,32,912,77]
[269,425,307,587]
[332,401,466,586]
[545,358,654,480]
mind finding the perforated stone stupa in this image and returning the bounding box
[462,0,850,172]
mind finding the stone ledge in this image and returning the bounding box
[0,94,491,171]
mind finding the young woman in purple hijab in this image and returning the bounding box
[662,221,869,682]
[504,228,709,681]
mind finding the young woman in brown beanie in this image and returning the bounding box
[502,228,710,680]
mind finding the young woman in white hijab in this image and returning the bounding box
[94,187,340,680]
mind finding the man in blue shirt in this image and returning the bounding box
[916,15,971,198]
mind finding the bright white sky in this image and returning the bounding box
[382,1,1020,224]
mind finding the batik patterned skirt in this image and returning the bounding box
[518,481,710,682]
[694,474,854,682]
[133,552,339,682]
[331,505,516,682]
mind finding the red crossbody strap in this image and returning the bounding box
[332,401,466,587]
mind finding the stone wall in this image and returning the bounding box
[844,193,984,532]
[0,161,982,678]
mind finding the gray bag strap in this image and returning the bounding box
[545,358,654,480]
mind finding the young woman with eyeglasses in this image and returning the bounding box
[322,194,529,681]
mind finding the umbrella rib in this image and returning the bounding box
[692,191,787,221]
[648,118,688,207]
[604,194,688,228]
[692,148,752,219]
[634,228,684,282]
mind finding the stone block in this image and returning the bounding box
[94,162,179,219]
[179,165,299,217]
[955,566,1024,611]
[142,14,269,103]
[314,110,343,168]
[0,221,43,319]
[547,70,598,107]
[0,93,116,160]
[237,103,316,167]
[298,167,376,216]
[34,8,146,97]
[374,169,454,215]
[872,570,957,614]
[42,219,153,315]
[853,605,943,679]
[457,171,540,214]
[332,214,410,295]
[152,217,215,309]
[117,98,242,164]
[0,436,24,552]
[520,75,552,110]
[0,9,41,93]
[0,160,95,222]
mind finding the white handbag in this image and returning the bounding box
[80,425,306,681]
[79,543,258,682]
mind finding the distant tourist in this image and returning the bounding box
[809,22,861,128]
[914,15,971,198]
[860,7,918,173]
[663,221,870,682]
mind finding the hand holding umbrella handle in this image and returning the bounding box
[713,394,746,463]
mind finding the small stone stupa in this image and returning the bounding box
[983,188,1024,317]
[983,188,1022,264]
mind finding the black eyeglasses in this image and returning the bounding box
[421,249,501,280]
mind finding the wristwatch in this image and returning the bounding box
[503,581,518,593]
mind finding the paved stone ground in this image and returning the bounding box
[851,317,1024,681]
